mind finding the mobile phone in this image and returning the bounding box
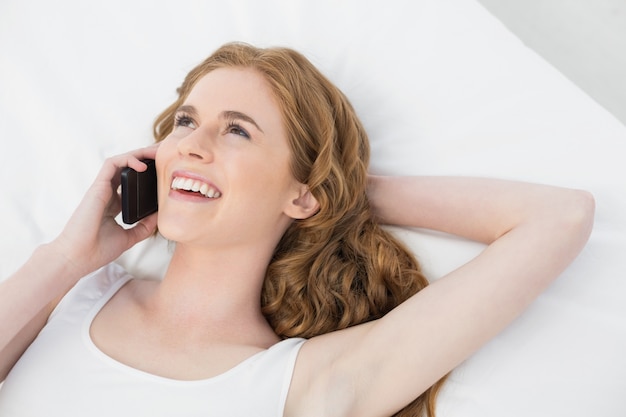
[121,159,158,224]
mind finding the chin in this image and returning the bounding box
[156,214,194,243]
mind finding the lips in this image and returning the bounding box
[170,173,221,199]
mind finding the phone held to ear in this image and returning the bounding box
[121,159,158,224]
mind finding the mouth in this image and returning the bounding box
[170,176,222,199]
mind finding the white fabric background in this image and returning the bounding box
[1,0,625,415]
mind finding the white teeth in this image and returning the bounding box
[171,177,183,189]
[171,176,221,198]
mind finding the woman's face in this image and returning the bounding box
[155,67,303,249]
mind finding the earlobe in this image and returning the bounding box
[286,186,320,220]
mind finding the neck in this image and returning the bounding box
[148,241,280,347]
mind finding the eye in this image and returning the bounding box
[174,113,196,130]
[226,121,250,139]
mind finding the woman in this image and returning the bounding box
[0,43,594,416]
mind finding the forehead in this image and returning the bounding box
[183,67,288,145]
[185,67,277,112]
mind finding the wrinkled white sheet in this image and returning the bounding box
[1,1,625,415]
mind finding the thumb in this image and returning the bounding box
[125,213,159,248]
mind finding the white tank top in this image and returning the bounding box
[0,263,306,416]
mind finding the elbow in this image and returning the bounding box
[573,189,595,223]
[563,189,596,241]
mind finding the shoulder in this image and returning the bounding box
[48,263,134,321]
[285,322,374,417]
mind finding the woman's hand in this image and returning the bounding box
[52,145,160,277]
[0,145,160,381]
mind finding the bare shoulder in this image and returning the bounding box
[284,322,375,417]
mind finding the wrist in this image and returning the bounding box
[39,239,93,283]
[366,175,384,217]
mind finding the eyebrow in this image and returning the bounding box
[176,105,264,133]
[177,105,199,117]
[221,110,264,134]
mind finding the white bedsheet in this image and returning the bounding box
[1,0,625,415]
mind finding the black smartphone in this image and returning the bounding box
[121,159,158,224]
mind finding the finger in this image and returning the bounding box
[105,191,122,218]
[114,147,157,172]
[125,212,159,247]
[128,144,160,172]
[94,145,161,186]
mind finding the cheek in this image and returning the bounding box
[156,134,178,156]
[248,153,294,189]
[155,139,177,193]
[155,135,179,168]
[229,157,294,209]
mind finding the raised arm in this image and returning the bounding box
[367,175,594,244]
[288,175,594,417]
[0,147,159,382]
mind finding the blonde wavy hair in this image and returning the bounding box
[153,42,447,417]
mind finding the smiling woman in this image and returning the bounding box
[153,43,446,414]
[154,64,307,251]
[0,42,594,417]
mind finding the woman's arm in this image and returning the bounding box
[287,175,594,417]
[367,175,590,244]
[0,147,159,382]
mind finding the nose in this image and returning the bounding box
[176,128,214,162]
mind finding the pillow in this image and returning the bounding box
[1,1,624,415]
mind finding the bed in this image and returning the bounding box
[1,0,625,415]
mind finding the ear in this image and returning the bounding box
[284,184,320,220]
